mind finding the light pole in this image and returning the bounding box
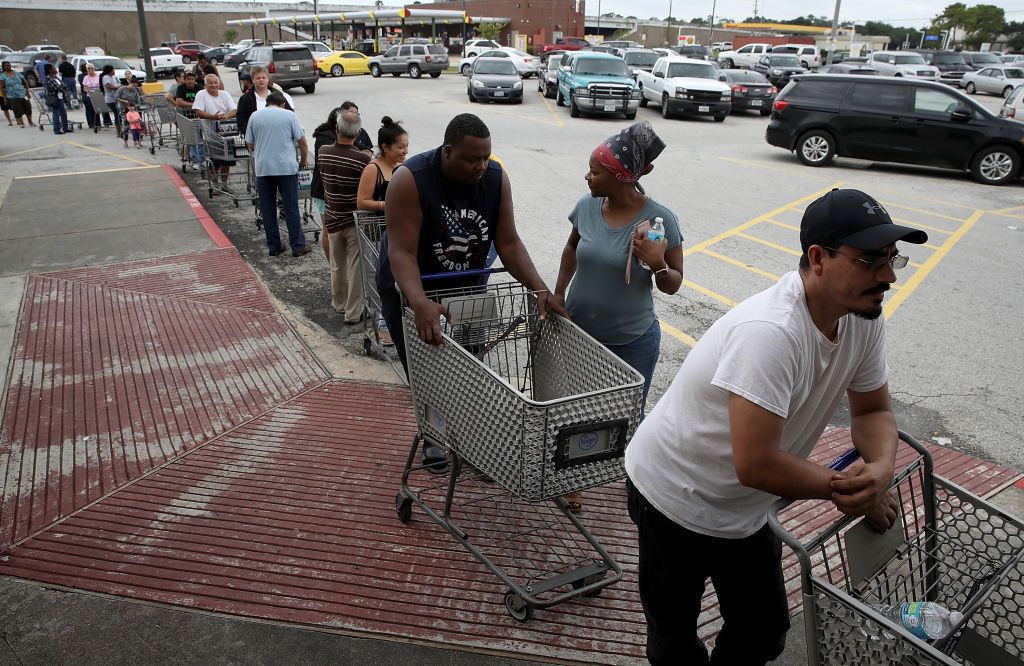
[597,0,601,38]
[826,0,841,65]
[136,0,155,82]
[666,0,673,47]
[708,0,718,46]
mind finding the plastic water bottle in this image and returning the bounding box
[638,217,666,270]
[869,602,963,640]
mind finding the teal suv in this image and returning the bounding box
[556,52,641,119]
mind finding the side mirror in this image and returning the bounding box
[951,108,972,122]
[719,74,727,81]
[654,71,664,78]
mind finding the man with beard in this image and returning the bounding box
[623,188,928,665]
[378,113,567,472]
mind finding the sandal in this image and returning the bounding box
[563,491,583,514]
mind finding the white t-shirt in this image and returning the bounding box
[191,89,236,135]
[254,88,295,112]
[624,271,888,539]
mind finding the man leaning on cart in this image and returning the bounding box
[624,188,929,665]
[377,113,568,473]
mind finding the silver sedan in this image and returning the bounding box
[961,65,1024,97]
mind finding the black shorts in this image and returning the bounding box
[8,97,30,118]
[0,96,8,112]
[211,158,236,168]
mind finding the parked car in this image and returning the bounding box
[541,36,589,53]
[771,44,821,70]
[674,45,715,62]
[70,55,145,86]
[23,44,63,53]
[236,44,318,93]
[636,56,731,121]
[459,47,535,77]
[1000,53,1024,65]
[234,39,264,50]
[0,45,13,54]
[583,45,619,55]
[467,57,523,104]
[867,51,939,80]
[753,54,807,87]
[651,47,674,59]
[717,42,772,69]
[718,68,776,115]
[201,46,236,65]
[603,40,640,51]
[961,51,1004,70]
[223,46,252,69]
[961,65,1024,97]
[83,46,105,56]
[295,41,333,57]
[537,53,561,97]
[140,47,185,78]
[172,41,211,64]
[913,50,972,86]
[2,52,46,87]
[622,48,660,79]
[766,74,1024,185]
[316,50,370,77]
[368,43,448,79]
[818,63,877,75]
[463,39,501,58]
[999,84,1024,120]
[556,51,640,119]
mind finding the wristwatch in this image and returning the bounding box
[653,266,669,278]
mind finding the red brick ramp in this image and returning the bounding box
[1,379,1018,664]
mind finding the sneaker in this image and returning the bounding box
[292,245,312,257]
[269,247,287,257]
[422,444,448,474]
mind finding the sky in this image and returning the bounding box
[579,0,1024,28]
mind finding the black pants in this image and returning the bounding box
[379,282,409,377]
[626,479,790,665]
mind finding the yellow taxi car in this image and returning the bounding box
[317,51,371,77]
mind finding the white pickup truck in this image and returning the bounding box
[140,47,185,78]
[716,42,773,69]
[636,56,732,121]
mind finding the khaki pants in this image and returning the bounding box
[328,225,363,321]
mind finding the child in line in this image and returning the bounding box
[125,103,143,149]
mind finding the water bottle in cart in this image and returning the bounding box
[638,217,666,271]
[869,601,963,640]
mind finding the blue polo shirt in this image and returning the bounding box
[244,106,303,177]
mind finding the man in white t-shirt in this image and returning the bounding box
[624,188,929,665]
[191,74,237,189]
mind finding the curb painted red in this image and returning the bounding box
[1016,477,1024,490]
[162,164,234,249]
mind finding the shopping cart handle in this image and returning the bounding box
[421,267,505,282]
[826,448,862,471]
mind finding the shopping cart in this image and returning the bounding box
[29,88,83,133]
[203,119,254,208]
[352,211,403,379]
[768,432,1024,665]
[139,93,179,156]
[85,90,113,133]
[395,276,644,620]
[174,111,204,174]
[248,150,321,243]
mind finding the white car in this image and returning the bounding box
[717,43,772,69]
[70,54,146,85]
[23,44,63,53]
[1000,54,1024,64]
[83,46,106,56]
[961,65,1024,97]
[140,47,184,78]
[0,45,13,54]
[460,48,537,77]
[867,51,939,80]
[772,44,821,70]
[999,84,1024,120]
[462,39,501,58]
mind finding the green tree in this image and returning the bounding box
[933,3,1006,47]
[476,22,503,41]
[223,29,238,44]
[690,17,708,26]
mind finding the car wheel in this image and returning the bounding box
[468,87,475,102]
[796,130,836,166]
[182,55,191,64]
[639,86,648,107]
[555,87,564,106]
[723,58,734,68]
[331,64,344,77]
[429,71,441,78]
[569,93,580,117]
[965,82,976,94]
[713,113,727,122]
[408,64,422,79]
[1003,86,1014,99]
[461,63,471,76]
[303,83,315,94]
[970,145,1020,185]
[661,94,673,119]
[209,58,218,66]
[760,109,771,116]
[370,64,382,77]
[625,110,636,120]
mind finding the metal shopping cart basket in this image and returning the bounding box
[768,432,1024,665]
[248,150,321,242]
[395,275,644,620]
[139,93,179,156]
[352,211,403,379]
[30,88,83,133]
[203,119,255,208]
[85,89,112,133]
[174,111,205,174]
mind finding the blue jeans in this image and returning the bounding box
[61,76,77,100]
[256,174,305,253]
[49,100,69,134]
[604,319,661,416]
[189,144,206,165]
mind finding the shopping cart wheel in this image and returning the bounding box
[504,591,534,622]
[571,572,607,597]
[149,147,155,155]
[395,491,413,524]
[314,230,321,242]
[208,187,214,198]
[363,337,372,355]
[39,124,44,132]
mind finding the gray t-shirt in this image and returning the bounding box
[565,195,682,345]
[244,106,303,177]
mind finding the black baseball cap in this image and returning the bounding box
[800,188,928,253]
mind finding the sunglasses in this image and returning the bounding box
[824,247,910,271]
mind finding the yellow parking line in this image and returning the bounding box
[889,216,954,236]
[923,242,942,251]
[660,321,696,347]
[908,260,922,268]
[989,210,1024,221]
[703,249,780,280]
[536,90,565,128]
[0,143,63,160]
[737,232,802,256]
[683,280,737,307]
[884,209,984,319]
[15,165,160,179]
[64,141,153,167]
[875,200,967,223]
[990,205,1024,214]
[766,218,800,232]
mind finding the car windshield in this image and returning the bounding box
[894,54,926,64]
[90,57,132,70]
[972,53,1002,64]
[624,52,659,66]
[933,53,967,64]
[770,56,801,67]
[428,45,447,55]
[1003,68,1024,78]
[576,58,629,76]
[477,60,517,75]
[667,62,716,78]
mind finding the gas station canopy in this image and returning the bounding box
[225,8,511,28]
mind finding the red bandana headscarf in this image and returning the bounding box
[592,121,666,190]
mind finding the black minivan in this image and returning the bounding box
[765,75,1024,185]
